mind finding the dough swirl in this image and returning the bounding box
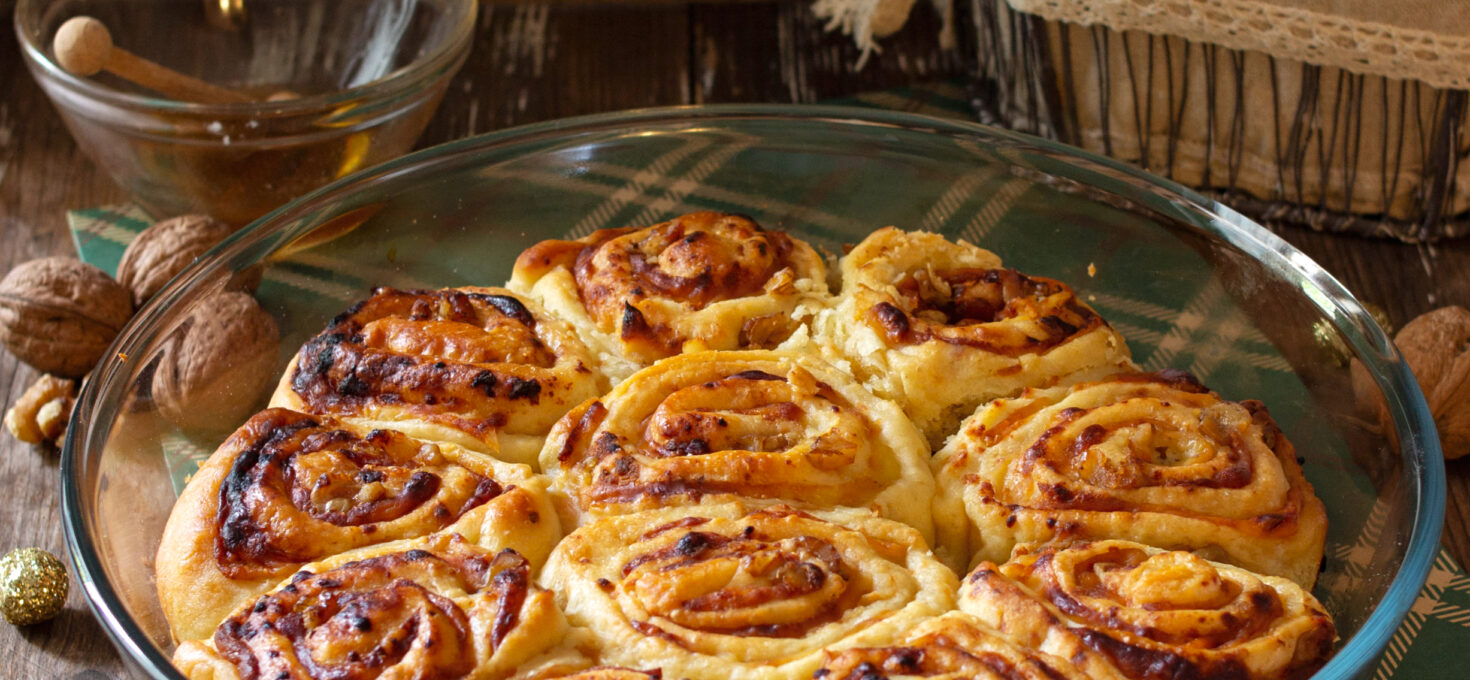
[959,540,1336,680]
[510,212,829,381]
[540,350,933,539]
[155,408,561,642]
[932,370,1328,587]
[540,503,957,680]
[173,534,573,680]
[817,227,1132,447]
[272,286,604,465]
[812,611,1090,680]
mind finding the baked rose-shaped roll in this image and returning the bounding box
[272,286,604,465]
[509,212,830,381]
[155,408,562,642]
[960,540,1337,680]
[541,503,957,680]
[816,227,1132,447]
[931,370,1329,587]
[812,611,1090,680]
[173,533,577,680]
[540,350,934,539]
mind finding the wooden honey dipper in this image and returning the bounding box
[52,16,255,104]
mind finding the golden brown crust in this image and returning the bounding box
[271,286,604,465]
[812,611,1091,680]
[540,503,957,680]
[932,370,1329,588]
[539,350,934,540]
[867,268,1108,356]
[959,540,1337,680]
[155,408,561,642]
[158,212,1336,680]
[173,534,575,680]
[816,227,1133,448]
[509,213,829,379]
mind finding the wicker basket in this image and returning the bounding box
[970,0,1470,242]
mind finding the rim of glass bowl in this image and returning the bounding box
[61,104,1445,680]
[14,0,476,118]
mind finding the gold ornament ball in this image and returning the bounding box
[1312,302,1394,368]
[1312,320,1351,367]
[1362,301,1394,335]
[0,548,68,626]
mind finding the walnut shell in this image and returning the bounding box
[1397,306,1470,460]
[0,257,133,377]
[1437,351,1470,460]
[1353,306,1470,460]
[117,215,237,308]
[153,292,279,431]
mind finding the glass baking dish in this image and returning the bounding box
[61,105,1444,679]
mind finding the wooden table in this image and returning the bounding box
[0,3,1465,678]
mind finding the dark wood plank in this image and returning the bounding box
[695,0,970,103]
[691,2,786,102]
[430,3,691,138]
[0,7,134,679]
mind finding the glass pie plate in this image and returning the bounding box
[61,105,1445,679]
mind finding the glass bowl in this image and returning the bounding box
[16,0,475,227]
[62,106,1445,679]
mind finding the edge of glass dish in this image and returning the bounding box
[61,104,1446,680]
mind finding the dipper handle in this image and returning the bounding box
[52,17,253,104]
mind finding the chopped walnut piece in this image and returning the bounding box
[5,374,77,445]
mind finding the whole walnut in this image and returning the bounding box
[1397,307,1470,460]
[153,292,279,431]
[117,215,236,308]
[1354,306,1470,460]
[0,257,133,377]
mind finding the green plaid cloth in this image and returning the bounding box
[67,82,1469,677]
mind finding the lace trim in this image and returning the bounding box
[1009,0,1470,89]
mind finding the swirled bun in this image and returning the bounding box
[155,408,562,642]
[509,212,830,382]
[816,227,1132,447]
[271,286,605,465]
[172,533,579,680]
[539,350,934,541]
[932,370,1328,587]
[960,540,1337,680]
[812,610,1090,679]
[540,502,957,680]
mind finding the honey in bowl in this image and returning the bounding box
[20,0,475,226]
[87,95,441,227]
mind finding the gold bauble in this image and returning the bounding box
[1313,301,1395,367]
[1313,320,1351,367]
[0,548,68,626]
[1362,301,1394,335]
